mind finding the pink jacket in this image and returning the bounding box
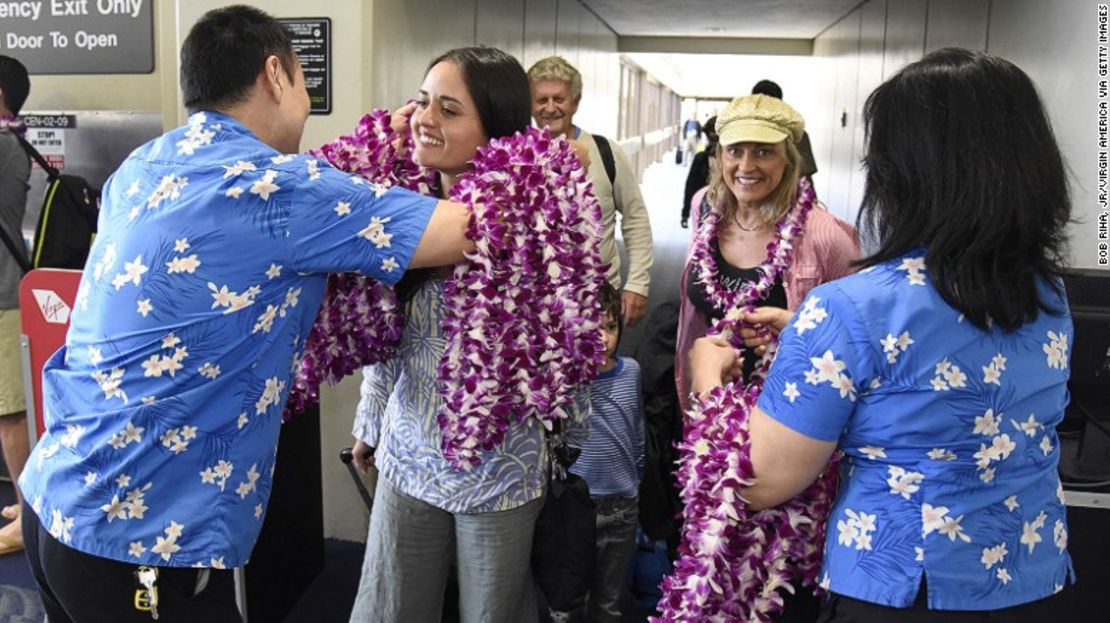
[675,186,860,412]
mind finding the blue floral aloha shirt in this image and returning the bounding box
[19,111,437,568]
[758,252,1075,610]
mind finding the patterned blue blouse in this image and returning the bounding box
[354,278,590,514]
[758,252,1074,610]
[19,112,437,568]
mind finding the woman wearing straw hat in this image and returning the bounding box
[675,94,858,414]
[670,93,859,621]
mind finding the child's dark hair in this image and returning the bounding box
[599,282,623,346]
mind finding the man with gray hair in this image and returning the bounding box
[527,56,653,328]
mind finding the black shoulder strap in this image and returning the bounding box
[14,133,60,180]
[0,222,30,275]
[592,134,617,187]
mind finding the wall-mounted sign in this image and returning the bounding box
[278,18,332,115]
[0,0,154,74]
[26,127,65,170]
[22,114,77,169]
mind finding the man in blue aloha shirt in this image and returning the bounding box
[17,6,472,622]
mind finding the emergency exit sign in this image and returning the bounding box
[0,0,154,74]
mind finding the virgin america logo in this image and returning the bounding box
[32,289,71,325]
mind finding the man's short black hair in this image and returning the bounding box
[752,79,784,100]
[180,5,298,113]
[0,55,30,115]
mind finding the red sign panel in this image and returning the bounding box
[19,269,82,436]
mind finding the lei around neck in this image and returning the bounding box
[288,110,607,471]
[690,178,815,351]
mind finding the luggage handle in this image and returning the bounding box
[339,447,374,512]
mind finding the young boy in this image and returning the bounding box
[571,283,645,623]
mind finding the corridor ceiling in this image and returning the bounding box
[580,0,861,38]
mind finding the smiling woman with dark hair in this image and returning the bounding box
[689,47,1076,622]
[341,46,584,623]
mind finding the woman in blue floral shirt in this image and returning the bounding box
[690,48,1076,621]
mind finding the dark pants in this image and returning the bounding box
[818,581,1076,623]
[22,501,242,623]
[587,495,639,623]
[775,581,821,623]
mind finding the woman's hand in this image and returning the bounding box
[352,439,376,474]
[689,335,742,394]
[740,307,793,355]
[390,101,418,155]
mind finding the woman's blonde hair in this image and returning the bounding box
[706,139,801,227]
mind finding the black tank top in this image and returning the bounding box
[686,240,787,377]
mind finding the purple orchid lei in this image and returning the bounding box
[692,177,815,351]
[0,115,26,135]
[438,129,608,469]
[654,177,841,622]
[285,110,435,416]
[287,110,607,471]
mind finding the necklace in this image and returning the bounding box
[692,178,816,342]
[731,211,761,232]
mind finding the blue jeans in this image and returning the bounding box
[350,477,542,623]
[587,495,638,623]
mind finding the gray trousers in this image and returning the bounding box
[349,477,542,623]
[587,496,639,623]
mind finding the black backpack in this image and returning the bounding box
[635,300,684,541]
[13,134,100,271]
[592,133,617,187]
[531,420,596,614]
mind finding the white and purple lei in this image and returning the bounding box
[655,177,841,622]
[0,115,26,136]
[286,109,607,471]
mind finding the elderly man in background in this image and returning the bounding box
[527,56,653,327]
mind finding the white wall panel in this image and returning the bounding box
[555,0,587,71]
[523,0,558,69]
[847,0,888,222]
[823,10,862,222]
[477,0,526,61]
[809,35,839,205]
[989,0,1096,268]
[593,15,621,138]
[370,0,477,111]
[925,0,988,52]
[882,0,926,78]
